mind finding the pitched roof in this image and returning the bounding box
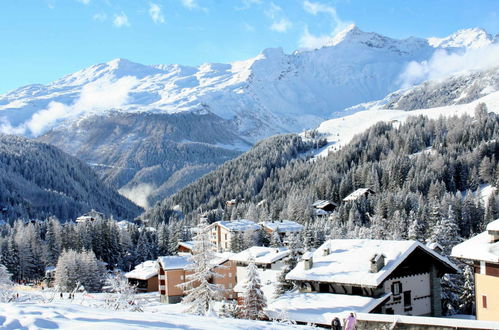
[178,241,194,250]
[451,232,499,263]
[125,260,158,280]
[259,220,304,233]
[157,252,234,271]
[342,188,374,202]
[267,291,391,325]
[230,246,289,265]
[286,239,458,287]
[312,200,337,208]
[211,219,260,232]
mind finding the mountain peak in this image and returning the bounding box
[428,27,492,49]
[329,24,364,46]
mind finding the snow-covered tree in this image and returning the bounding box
[178,217,225,315]
[269,230,282,248]
[240,256,267,320]
[0,263,13,302]
[54,249,106,292]
[104,272,142,312]
[459,264,475,315]
[274,233,300,297]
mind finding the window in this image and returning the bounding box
[391,281,402,295]
[352,286,362,295]
[225,242,228,248]
[228,283,232,289]
[482,295,488,309]
[403,291,412,307]
[228,273,232,278]
[225,233,227,240]
[319,283,330,293]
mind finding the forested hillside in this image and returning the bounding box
[0,135,142,222]
[145,105,499,240]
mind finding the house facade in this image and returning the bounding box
[206,220,260,252]
[229,246,290,303]
[125,260,158,293]
[451,219,499,321]
[312,200,338,216]
[157,253,236,303]
[285,239,458,319]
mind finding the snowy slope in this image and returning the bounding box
[0,302,310,330]
[309,87,499,158]
[1,25,490,141]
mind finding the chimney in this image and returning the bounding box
[370,254,385,273]
[487,220,499,243]
[323,248,330,256]
[304,255,314,270]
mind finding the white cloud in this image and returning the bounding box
[300,0,352,49]
[113,12,130,28]
[10,76,138,137]
[149,3,165,24]
[264,2,281,19]
[236,0,262,10]
[77,0,90,4]
[271,18,292,33]
[180,0,207,11]
[119,183,155,209]
[399,44,499,88]
[242,22,255,32]
[93,13,107,21]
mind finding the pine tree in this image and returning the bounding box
[459,265,475,315]
[54,249,105,292]
[269,230,283,248]
[274,233,300,297]
[0,263,13,302]
[241,256,267,320]
[178,217,225,315]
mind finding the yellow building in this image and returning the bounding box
[451,219,499,321]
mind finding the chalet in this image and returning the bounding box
[75,209,104,223]
[206,220,260,252]
[125,260,159,293]
[259,220,303,240]
[451,219,499,321]
[229,246,289,303]
[312,200,338,215]
[157,252,236,304]
[270,239,458,325]
[177,241,194,254]
[343,188,375,202]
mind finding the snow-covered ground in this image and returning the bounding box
[310,90,499,158]
[0,287,311,330]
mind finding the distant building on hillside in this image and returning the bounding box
[259,220,303,239]
[75,209,104,223]
[177,241,194,254]
[343,188,375,202]
[206,220,260,252]
[451,219,499,321]
[125,260,158,293]
[229,246,289,304]
[312,200,338,216]
[270,239,458,325]
[157,252,236,304]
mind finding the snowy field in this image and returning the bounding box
[0,287,311,330]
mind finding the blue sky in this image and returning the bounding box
[0,0,498,94]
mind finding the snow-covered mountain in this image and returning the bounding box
[1,25,497,207]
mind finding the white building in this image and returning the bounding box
[229,246,289,302]
[268,239,458,325]
[206,220,260,252]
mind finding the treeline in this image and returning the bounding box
[0,135,142,222]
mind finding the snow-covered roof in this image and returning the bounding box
[312,200,337,208]
[157,255,190,270]
[178,241,194,250]
[314,209,329,216]
[486,219,499,231]
[342,188,374,202]
[259,220,303,233]
[211,219,260,232]
[287,239,458,287]
[451,231,499,263]
[158,252,234,271]
[267,291,391,325]
[125,260,158,280]
[230,246,289,265]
